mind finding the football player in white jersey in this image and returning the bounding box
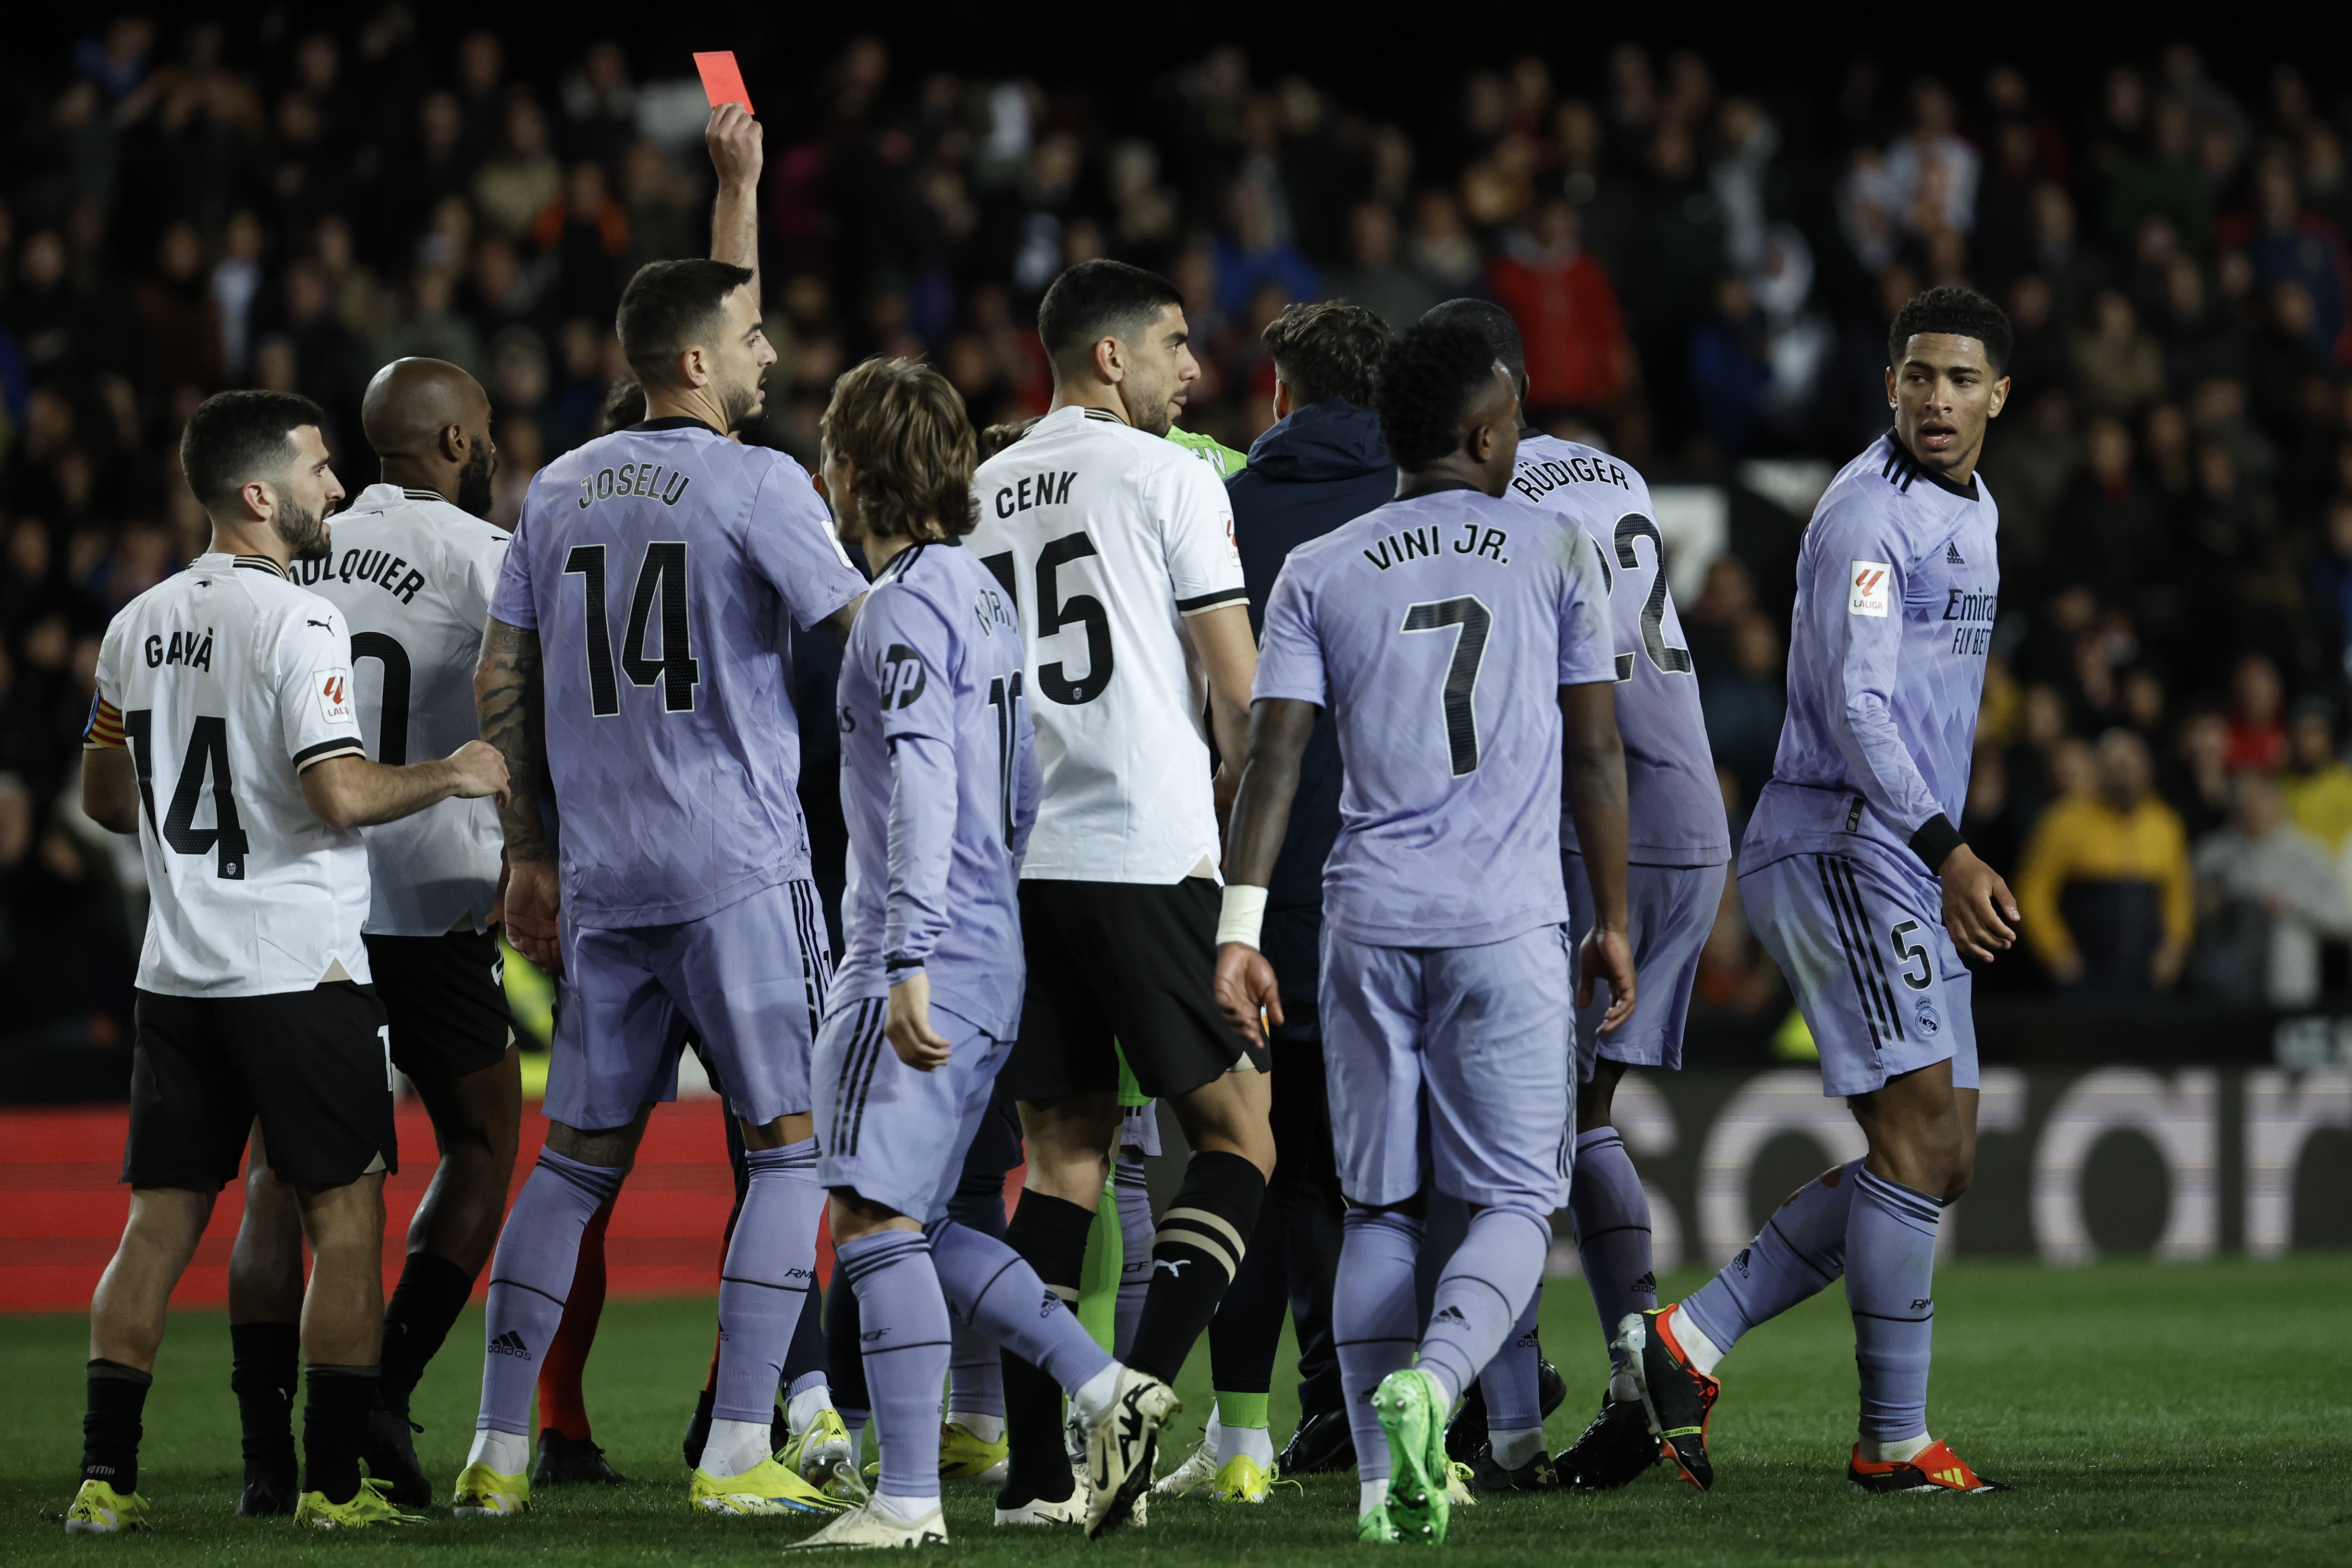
[223,359,522,1510]
[966,259,1272,1535]
[67,391,506,1534]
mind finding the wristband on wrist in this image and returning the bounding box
[1215,884,1268,949]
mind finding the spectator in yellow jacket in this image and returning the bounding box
[2014,729,2193,992]
[2280,700,2352,854]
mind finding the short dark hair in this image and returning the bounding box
[1262,301,1391,407]
[1378,316,1506,469]
[1887,286,2013,373]
[617,258,755,386]
[599,374,646,434]
[1036,259,1184,362]
[1420,298,1526,385]
[179,390,326,510]
[820,357,980,540]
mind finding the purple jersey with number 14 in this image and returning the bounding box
[490,418,869,929]
[1509,433,1728,867]
[1253,486,1617,948]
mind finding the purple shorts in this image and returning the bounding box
[545,878,833,1130]
[814,997,1009,1223]
[1564,856,1727,1077]
[1318,922,1574,1212]
[1737,845,1978,1098]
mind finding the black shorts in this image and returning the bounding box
[365,931,514,1081]
[1002,878,1269,1104]
[125,983,398,1191]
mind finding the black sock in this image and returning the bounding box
[82,1360,152,1494]
[826,1274,870,1417]
[1130,1151,1265,1384]
[997,1190,1093,1507]
[784,1269,828,1390]
[301,1364,380,1505]
[379,1253,476,1419]
[229,1323,300,1484]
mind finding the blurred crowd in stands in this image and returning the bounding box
[9,12,2352,1059]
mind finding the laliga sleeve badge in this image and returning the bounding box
[1849,561,1892,618]
[316,667,356,724]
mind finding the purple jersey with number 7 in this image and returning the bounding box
[1252,486,1617,949]
[489,417,869,929]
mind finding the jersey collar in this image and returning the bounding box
[188,551,290,579]
[631,415,723,436]
[1883,431,1980,501]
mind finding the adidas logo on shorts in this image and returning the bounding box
[487,1329,533,1362]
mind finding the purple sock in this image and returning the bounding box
[1846,1169,1941,1443]
[712,1140,827,1425]
[1570,1127,1655,1371]
[1679,1159,1859,1354]
[1476,1287,1544,1430]
[1113,1153,1153,1360]
[926,1218,1113,1394]
[947,1322,1003,1421]
[836,1230,948,1500]
[477,1149,623,1437]
[1418,1206,1549,1408]
[1334,1208,1422,1485]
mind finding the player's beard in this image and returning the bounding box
[274,498,332,562]
[455,443,497,517]
[721,373,764,435]
[1126,367,1176,438]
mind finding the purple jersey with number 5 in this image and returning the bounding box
[1509,433,1728,867]
[1741,432,2000,875]
[490,417,869,928]
[833,540,1038,1040]
[1253,487,1616,948]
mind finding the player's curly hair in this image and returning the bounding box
[820,357,980,541]
[1887,286,2013,373]
[1262,301,1390,407]
[1376,315,1506,470]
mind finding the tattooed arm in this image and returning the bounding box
[476,617,561,972]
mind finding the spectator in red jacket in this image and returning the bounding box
[1485,198,1632,419]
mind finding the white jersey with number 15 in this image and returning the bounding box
[967,404,1248,885]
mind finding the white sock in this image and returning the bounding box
[1490,1426,1545,1470]
[946,1410,1004,1444]
[1201,1408,1226,1458]
[1359,1479,1390,1515]
[1069,1363,1121,1428]
[468,1428,529,1476]
[1417,1363,1458,1410]
[1669,1303,1727,1377]
[786,1384,835,1435]
[1861,1431,1933,1464]
[698,1416,773,1478]
[1608,1366,1640,1404]
[868,1489,938,1524]
[1222,1421,1274,1467]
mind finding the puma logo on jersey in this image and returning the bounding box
[306,619,331,629]
[1154,1258,1191,1278]
[144,629,215,671]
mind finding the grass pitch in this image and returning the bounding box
[4,1258,2348,1565]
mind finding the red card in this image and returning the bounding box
[694,52,753,113]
